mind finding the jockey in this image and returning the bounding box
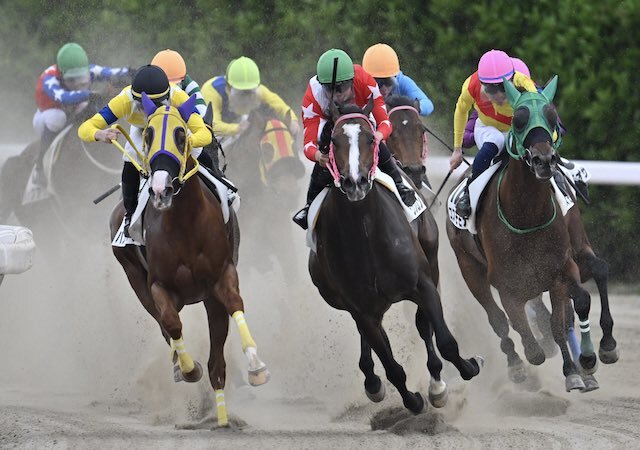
[33,42,130,188]
[150,49,219,173]
[201,56,300,139]
[292,48,416,230]
[362,43,434,116]
[450,49,538,219]
[78,65,212,237]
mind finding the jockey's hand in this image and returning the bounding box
[289,120,300,136]
[95,128,122,143]
[237,120,250,135]
[449,147,463,171]
[315,150,329,167]
[374,131,384,143]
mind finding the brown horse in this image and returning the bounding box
[109,94,269,428]
[447,77,617,391]
[309,103,482,414]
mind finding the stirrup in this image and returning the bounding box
[456,191,471,219]
[292,205,309,230]
[396,183,416,207]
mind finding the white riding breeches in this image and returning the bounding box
[33,109,67,137]
[474,117,509,152]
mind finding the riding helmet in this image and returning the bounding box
[362,43,400,78]
[56,43,90,79]
[151,49,186,83]
[477,49,514,83]
[131,64,170,101]
[316,49,354,84]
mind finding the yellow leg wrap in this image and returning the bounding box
[232,311,257,351]
[171,336,195,374]
[215,389,229,427]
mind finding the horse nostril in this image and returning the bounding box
[532,156,541,166]
[164,186,174,197]
[357,175,368,186]
[342,177,355,189]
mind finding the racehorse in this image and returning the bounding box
[223,107,305,283]
[0,83,124,252]
[385,95,429,188]
[446,77,618,391]
[309,103,482,413]
[109,94,269,427]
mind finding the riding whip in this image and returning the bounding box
[93,183,121,204]
[422,125,471,167]
[429,170,453,210]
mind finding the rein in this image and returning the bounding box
[496,164,557,234]
[327,112,379,188]
[388,105,428,162]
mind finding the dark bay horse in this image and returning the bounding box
[109,94,269,427]
[447,77,617,391]
[309,104,482,414]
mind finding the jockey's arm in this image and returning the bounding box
[78,89,133,142]
[453,77,475,149]
[42,74,90,105]
[397,73,434,116]
[201,82,241,136]
[370,93,392,141]
[186,113,212,148]
[257,85,298,125]
[89,64,130,83]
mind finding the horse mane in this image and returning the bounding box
[385,95,416,110]
[338,103,364,115]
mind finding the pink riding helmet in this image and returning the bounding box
[477,49,514,83]
[511,57,531,78]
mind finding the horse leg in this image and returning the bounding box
[526,294,558,357]
[415,309,447,408]
[204,299,230,427]
[500,294,545,366]
[354,314,424,414]
[359,337,385,402]
[150,282,203,382]
[577,251,618,363]
[548,286,585,391]
[413,278,482,382]
[455,256,524,382]
[214,262,270,386]
[568,278,598,375]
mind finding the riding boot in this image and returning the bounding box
[292,164,333,230]
[121,162,140,238]
[378,147,416,206]
[197,150,215,173]
[456,142,499,219]
[33,127,57,188]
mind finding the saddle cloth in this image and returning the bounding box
[306,168,426,252]
[448,161,581,234]
[112,166,239,247]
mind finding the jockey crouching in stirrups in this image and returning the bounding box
[292,48,416,230]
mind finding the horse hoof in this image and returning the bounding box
[580,374,600,393]
[599,346,620,364]
[248,366,270,386]
[428,380,448,408]
[406,392,425,415]
[182,361,203,383]
[365,380,386,403]
[579,353,598,375]
[508,362,527,384]
[565,373,586,392]
[526,350,546,366]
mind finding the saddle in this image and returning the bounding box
[306,169,426,252]
[112,166,240,248]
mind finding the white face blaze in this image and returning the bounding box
[151,170,171,197]
[341,123,362,182]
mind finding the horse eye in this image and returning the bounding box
[513,106,529,132]
[174,127,186,154]
[543,105,558,129]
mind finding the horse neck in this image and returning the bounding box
[166,169,206,220]
[501,158,554,220]
[329,185,383,234]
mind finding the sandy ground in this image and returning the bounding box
[1,141,639,449]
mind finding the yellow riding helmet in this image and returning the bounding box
[227,56,260,90]
[151,49,187,83]
[362,43,400,78]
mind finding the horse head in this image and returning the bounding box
[385,95,427,186]
[505,76,561,180]
[327,103,379,202]
[141,93,198,210]
[259,118,304,196]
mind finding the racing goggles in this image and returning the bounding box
[321,79,353,94]
[482,82,506,95]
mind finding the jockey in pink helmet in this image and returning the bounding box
[450,49,537,219]
[510,57,531,78]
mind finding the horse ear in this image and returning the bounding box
[141,92,158,116]
[541,75,558,103]
[203,102,213,127]
[177,94,197,122]
[362,97,374,116]
[503,77,521,107]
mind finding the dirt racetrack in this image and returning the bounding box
[1,144,638,449]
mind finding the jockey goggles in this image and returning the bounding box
[482,82,506,95]
[321,79,353,94]
[375,77,396,88]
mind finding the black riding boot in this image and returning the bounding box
[34,127,58,187]
[121,162,140,238]
[456,183,472,219]
[378,145,416,206]
[292,164,333,230]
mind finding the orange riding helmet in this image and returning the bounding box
[362,43,400,78]
[151,49,187,83]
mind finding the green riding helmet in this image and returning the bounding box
[316,49,354,84]
[227,56,260,90]
[56,43,90,79]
